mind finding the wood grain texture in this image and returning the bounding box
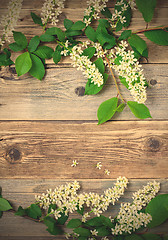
[0,64,167,120]
[0,179,167,238]
[0,121,167,179]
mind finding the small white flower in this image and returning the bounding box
[96,162,102,169]
[71,160,78,167]
[105,169,110,175]
[91,229,98,236]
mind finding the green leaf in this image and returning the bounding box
[64,19,74,30]
[0,198,12,211]
[144,29,168,46]
[15,52,32,76]
[31,12,43,26]
[0,49,13,66]
[163,235,168,240]
[97,97,118,124]
[99,215,115,228]
[127,101,152,119]
[113,237,125,240]
[48,204,57,214]
[145,194,168,228]
[115,0,132,31]
[86,217,103,227]
[67,219,82,228]
[46,27,65,41]
[85,26,97,42]
[15,206,26,216]
[71,21,86,30]
[125,235,143,240]
[44,216,64,235]
[13,31,28,49]
[84,73,107,95]
[142,233,162,240]
[33,46,54,59]
[77,205,84,216]
[135,0,157,22]
[0,211,3,218]
[94,57,105,74]
[101,7,112,18]
[53,49,62,64]
[96,226,111,237]
[83,47,95,59]
[65,29,82,37]
[40,34,55,42]
[26,204,42,219]
[128,34,147,55]
[120,76,129,89]
[29,54,45,80]
[118,30,132,40]
[116,103,126,112]
[56,211,69,225]
[9,42,25,52]
[97,28,116,47]
[73,227,91,237]
[28,36,40,52]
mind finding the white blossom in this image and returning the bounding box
[96,162,102,169]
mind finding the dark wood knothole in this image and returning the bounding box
[150,79,157,85]
[146,137,161,152]
[5,147,22,163]
[9,66,17,74]
[75,86,85,96]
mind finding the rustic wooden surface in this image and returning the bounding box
[0,0,168,239]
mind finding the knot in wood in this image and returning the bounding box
[6,147,22,163]
[75,86,85,96]
[150,79,157,86]
[146,137,160,152]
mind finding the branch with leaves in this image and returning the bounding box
[0,0,168,123]
[0,178,168,239]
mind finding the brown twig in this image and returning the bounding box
[133,25,168,34]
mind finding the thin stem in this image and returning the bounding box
[133,25,168,34]
[104,54,125,102]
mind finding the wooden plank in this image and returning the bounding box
[0,121,167,179]
[0,179,167,238]
[0,64,167,120]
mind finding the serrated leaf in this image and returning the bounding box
[116,103,126,112]
[26,204,42,219]
[97,28,116,47]
[101,7,112,18]
[53,49,62,64]
[144,29,168,46]
[65,29,82,37]
[71,21,86,30]
[142,233,162,240]
[99,215,115,228]
[125,235,143,240]
[118,30,132,40]
[74,227,91,237]
[120,76,129,89]
[46,27,65,41]
[0,198,12,211]
[86,217,103,227]
[9,42,26,52]
[82,47,95,59]
[33,46,54,59]
[29,54,45,80]
[31,12,43,26]
[40,34,55,42]
[15,206,26,216]
[85,73,108,95]
[97,97,118,124]
[127,101,152,119]
[28,36,40,52]
[67,219,82,228]
[15,52,32,76]
[64,19,74,30]
[13,31,28,49]
[94,57,105,74]
[85,26,97,42]
[146,194,168,228]
[128,34,147,55]
[135,0,157,22]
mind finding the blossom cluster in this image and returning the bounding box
[111,181,160,235]
[84,0,109,26]
[0,0,23,46]
[41,0,65,25]
[69,45,104,87]
[108,41,147,103]
[35,177,128,222]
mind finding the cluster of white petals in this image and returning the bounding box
[0,0,23,46]
[84,0,109,26]
[111,181,160,235]
[35,177,128,222]
[108,41,147,103]
[70,45,104,87]
[41,0,65,25]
